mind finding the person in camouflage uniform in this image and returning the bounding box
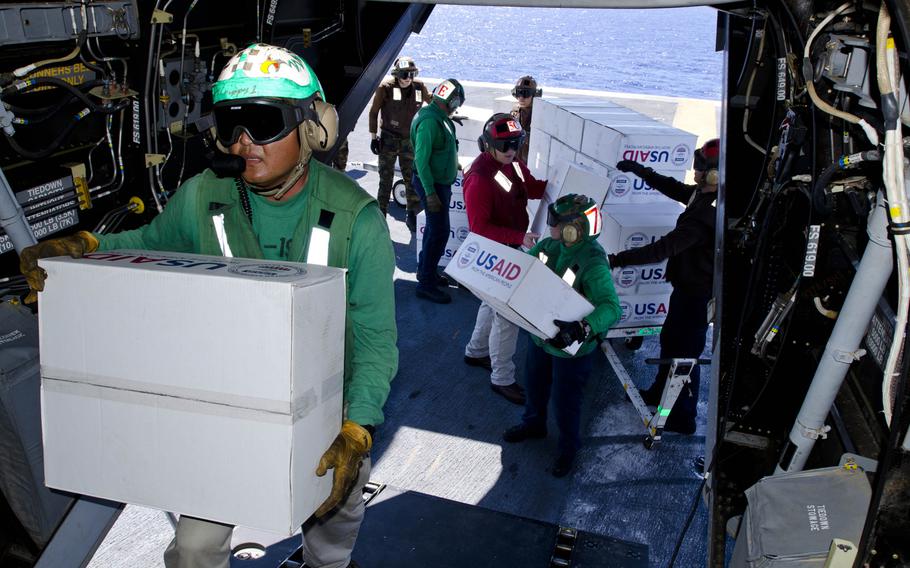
[510,76,541,165]
[369,56,432,230]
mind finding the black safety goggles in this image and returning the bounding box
[513,88,536,98]
[547,204,577,227]
[213,99,315,146]
[397,71,418,79]
[489,135,525,153]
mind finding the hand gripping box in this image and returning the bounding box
[38,251,346,534]
[444,233,594,355]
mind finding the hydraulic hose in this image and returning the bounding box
[5,80,104,118]
[3,77,106,111]
[4,100,128,160]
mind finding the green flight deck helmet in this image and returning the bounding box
[212,43,338,198]
[546,194,602,245]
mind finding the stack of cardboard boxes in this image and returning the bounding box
[525,98,698,334]
[39,252,346,533]
[415,171,470,267]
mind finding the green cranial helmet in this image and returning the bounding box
[547,194,602,244]
[432,78,465,112]
[211,43,338,201]
[212,43,324,104]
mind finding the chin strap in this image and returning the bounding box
[246,160,308,200]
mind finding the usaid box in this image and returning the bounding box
[598,203,681,254]
[38,251,346,534]
[616,293,672,330]
[527,129,551,179]
[530,162,611,235]
[445,233,594,354]
[573,152,686,205]
[581,120,695,172]
[606,167,688,204]
[416,209,470,267]
[612,261,671,296]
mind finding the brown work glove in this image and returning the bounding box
[19,231,99,304]
[314,420,372,518]
[426,192,444,213]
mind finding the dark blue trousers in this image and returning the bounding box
[521,336,595,457]
[651,288,711,423]
[412,174,451,289]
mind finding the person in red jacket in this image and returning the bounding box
[462,113,547,405]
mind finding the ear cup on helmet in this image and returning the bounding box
[302,99,338,152]
[211,126,230,154]
[477,136,486,153]
[561,222,582,245]
[706,168,719,186]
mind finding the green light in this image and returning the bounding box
[659,407,672,417]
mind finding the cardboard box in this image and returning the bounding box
[526,130,551,179]
[606,168,688,204]
[598,203,681,253]
[416,209,470,267]
[548,139,578,175]
[39,251,346,534]
[536,98,586,150]
[581,120,695,171]
[444,233,594,354]
[616,293,672,329]
[612,261,671,295]
[529,162,612,235]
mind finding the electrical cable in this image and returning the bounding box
[742,15,769,154]
[4,79,104,118]
[733,3,761,93]
[3,77,107,110]
[875,2,910,427]
[802,2,880,146]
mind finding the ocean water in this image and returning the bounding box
[402,5,723,101]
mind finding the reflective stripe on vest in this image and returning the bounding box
[537,252,548,264]
[562,268,577,287]
[512,161,525,182]
[494,170,512,192]
[307,226,331,266]
[393,87,402,101]
[212,214,234,258]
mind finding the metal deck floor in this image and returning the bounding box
[88,80,718,568]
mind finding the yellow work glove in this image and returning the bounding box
[19,231,99,304]
[314,420,372,518]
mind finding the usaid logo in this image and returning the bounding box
[619,300,632,322]
[228,263,306,278]
[633,177,655,191]
[633,301,668,316]
[450,197,466,210]
[616,267,638,288]
[625,232,650,249]
[458,241,481,268]
[671,143,691,167]
[610,174,631,197]
[641,266,665,282]
[456,226,470,240]
[622,148,670,164]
